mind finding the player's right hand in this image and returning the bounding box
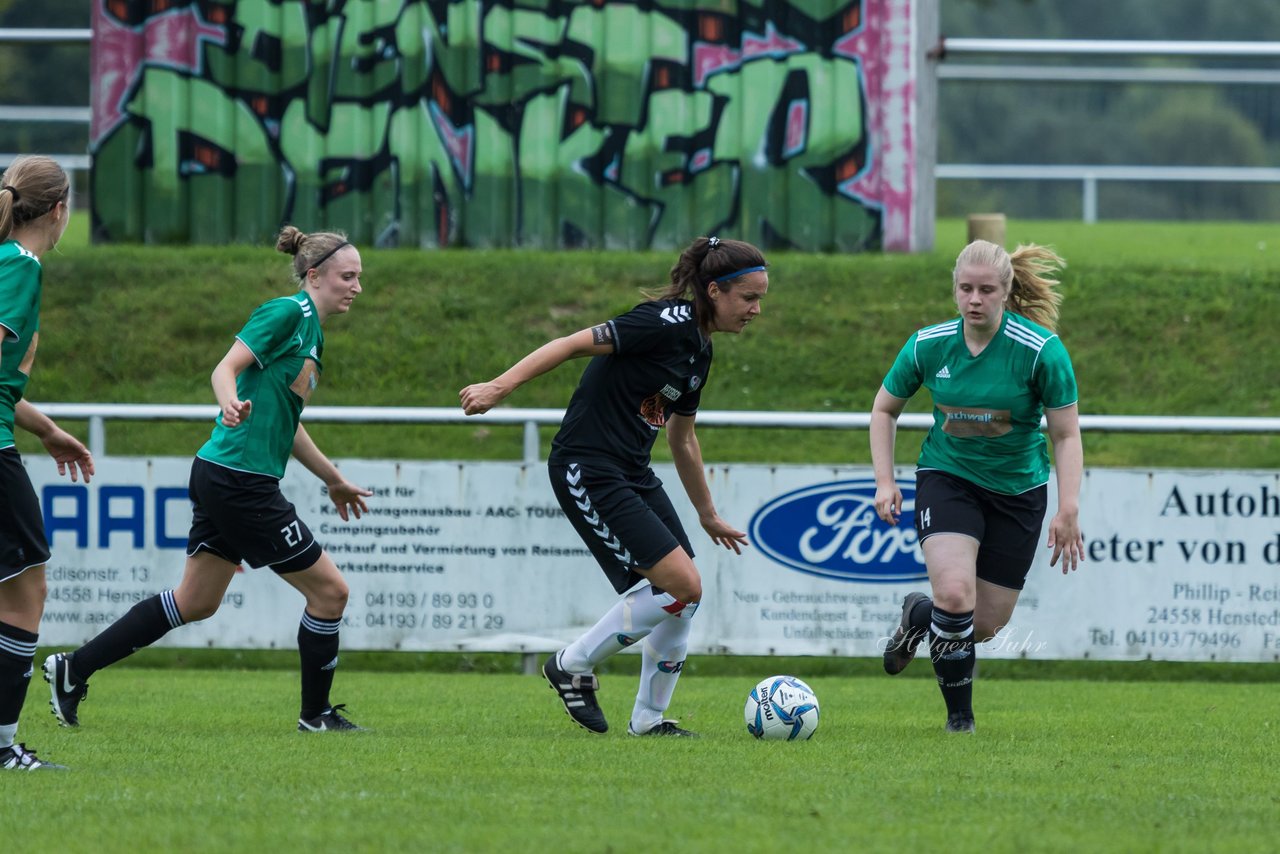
[221,398,252,427]
[459,382,503,415]
[874,483,902,525]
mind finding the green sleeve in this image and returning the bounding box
[0,254,39,340]
[234,298,301,367]
[1035,335,1078,409]
[881,333,922,399]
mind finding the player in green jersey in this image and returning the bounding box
[869,239,1085,733]
[0,155,94,771]
[45,226,373,734]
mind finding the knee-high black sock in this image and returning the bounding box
[72,590,185,679]
[0,621,38,739]
[298,612,341,720]
[928,606,976,717]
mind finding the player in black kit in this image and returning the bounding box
[460,236,768,737]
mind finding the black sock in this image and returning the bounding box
[298,612,341,720]
[72,590,184,679]
[0,621,38,728]
[928,606,975,717]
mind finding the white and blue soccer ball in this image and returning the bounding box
[744,675,820,740]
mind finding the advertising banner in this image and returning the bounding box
[29,458,1280,662]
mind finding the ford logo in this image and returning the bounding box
[748,478,926,583]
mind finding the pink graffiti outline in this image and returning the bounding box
[91,3,227,147]
[428,102,475,190]
[832,0,916,250]
[743,20,804,59]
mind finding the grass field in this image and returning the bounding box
[7,667,1277,853]
[8,217,1277,851]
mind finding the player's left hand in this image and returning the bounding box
[1046,509,1084,573]
[701,514,748,555]
[41,427,94,483]
[327,479,374,521]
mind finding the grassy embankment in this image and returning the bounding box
[24,217,1279,468]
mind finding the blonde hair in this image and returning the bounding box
[0,155,70,241]
[275,225,350,286]
[953,239,1065,330]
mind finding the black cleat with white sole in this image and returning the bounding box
[542,652,607,733]
[43,652,88,728]
[298,704,366,732]
[1,743,68,771]
[628,720,697,737]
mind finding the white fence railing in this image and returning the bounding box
[31,402,1280,465]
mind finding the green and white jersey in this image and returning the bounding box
[0,239,42,450]
[197,293,324,479]
[882,311,1077,495]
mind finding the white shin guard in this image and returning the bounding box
[559,584,688,674]
[630,612,693,733]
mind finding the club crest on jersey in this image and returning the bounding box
[659,305,692,324]
[689,376,701,390]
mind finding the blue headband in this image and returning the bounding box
[710,265,765,285]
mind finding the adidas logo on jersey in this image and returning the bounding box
[936,365,951,379]
[659,305,692,324]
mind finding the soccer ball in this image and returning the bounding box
[744,675,820,740]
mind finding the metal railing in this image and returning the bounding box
[936,37,1280,222]
[31,402,1280,465]
[935,163,1280,224]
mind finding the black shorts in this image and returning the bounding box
[187,457,322,574]
[913,469,1048,591]
[548,460,693,594]
[0,447,51,583]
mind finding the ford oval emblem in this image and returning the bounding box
[748,478,925,583]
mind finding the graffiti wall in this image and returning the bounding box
[90,0,933,251]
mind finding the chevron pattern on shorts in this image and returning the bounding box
[566,463,633,565]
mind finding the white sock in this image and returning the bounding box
[630,611,694,733]
[0,722,16,750]
[559,584,687,673]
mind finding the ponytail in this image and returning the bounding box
[954,239,1065,331]
[651,236,767,332]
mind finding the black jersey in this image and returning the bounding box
[549,298,712,472]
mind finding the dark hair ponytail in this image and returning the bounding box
[651,236,767,331]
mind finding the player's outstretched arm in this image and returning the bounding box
[291,424,372,521]
[667,413,747,554]
[210,340,257,427]
[870,385,908,525]
[1045,403,1084,573]
[459,326,612,415]
[14,400,94,483]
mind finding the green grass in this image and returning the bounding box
[21,216,1280,468]
[9,667,1278,853]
